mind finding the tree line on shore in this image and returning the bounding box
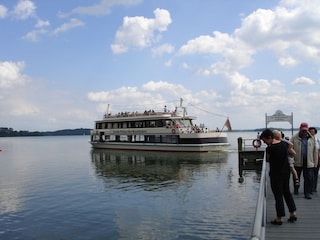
[0,127,91,137]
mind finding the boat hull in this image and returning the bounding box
[90,141,229,152]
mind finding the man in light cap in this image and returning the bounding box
[290,122,318,199]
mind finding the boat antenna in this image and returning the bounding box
[179,98,187,117]
[105,104,110,118]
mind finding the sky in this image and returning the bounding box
[1,0,320,131]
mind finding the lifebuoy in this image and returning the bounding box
[172,129,176,134]
[252,139,262,148]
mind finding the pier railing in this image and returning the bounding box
[250,157,267,240]
[237,137,266,240]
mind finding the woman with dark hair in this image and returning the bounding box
[260,129,297,225]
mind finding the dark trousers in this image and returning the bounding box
[294,166,314,196]
[270,175,296,217]
[313,166,319,191]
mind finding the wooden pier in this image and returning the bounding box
[240,137,320,240]
[248,151,320,240]
[265,176,320,240]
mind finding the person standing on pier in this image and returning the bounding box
[290,123,318,199]
[260,129,297,225]
[273,130,299,188]
[308,127,320,192]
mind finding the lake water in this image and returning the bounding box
[0,132,262,240]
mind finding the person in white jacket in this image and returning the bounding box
[308,127,320,192]
[290,123,318,199]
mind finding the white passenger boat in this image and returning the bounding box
[90,99,230,152]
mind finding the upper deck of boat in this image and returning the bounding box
[96,110,196,122]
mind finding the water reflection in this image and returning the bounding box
[91,149,228,191]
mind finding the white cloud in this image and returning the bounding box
[151,44,174,56]
[174,0,320,83]
[12,0,36,20]
[179,32,234,55]
[0,61,28,88]
[35,19,50,28]
[178,32,254,73]
[235,1,320,62]
[22,28,47,42]
[0,5,8,18]
[87,81,207,116]
[292,76,316,85]
[52,18,85,35]
[85,78,320,130]
[111,8,172,54]
[88,81,189,103]
[171,0,320,116]
[10,100,40,116]
[278,56,298,66]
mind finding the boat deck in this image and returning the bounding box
[265,176,320,240]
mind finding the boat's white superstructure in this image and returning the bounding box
[90,99,229,152]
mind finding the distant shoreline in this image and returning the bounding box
[0,128,91,137]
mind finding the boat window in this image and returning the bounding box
[176,119,192,127]
[161,135,178,143]
[120,135,128,141]
[146,135,155,142]
[154,135,161,143]
[156,120,164,127]
[165,120,173,128]
[135,135,144,141]
[135,122,143,128]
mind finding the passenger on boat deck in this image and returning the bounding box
[260,129,297,225]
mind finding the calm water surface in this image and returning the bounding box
[0,132,262,240]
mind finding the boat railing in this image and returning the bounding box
[250,157,267,240]
[103,111,179,119]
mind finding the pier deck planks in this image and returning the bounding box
[266,176,320,240]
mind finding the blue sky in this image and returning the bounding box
[0,0,319,131]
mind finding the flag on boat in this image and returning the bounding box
[224,118,232,131]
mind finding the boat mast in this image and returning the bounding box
[105,104,110,118]
[180,98,186,118]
